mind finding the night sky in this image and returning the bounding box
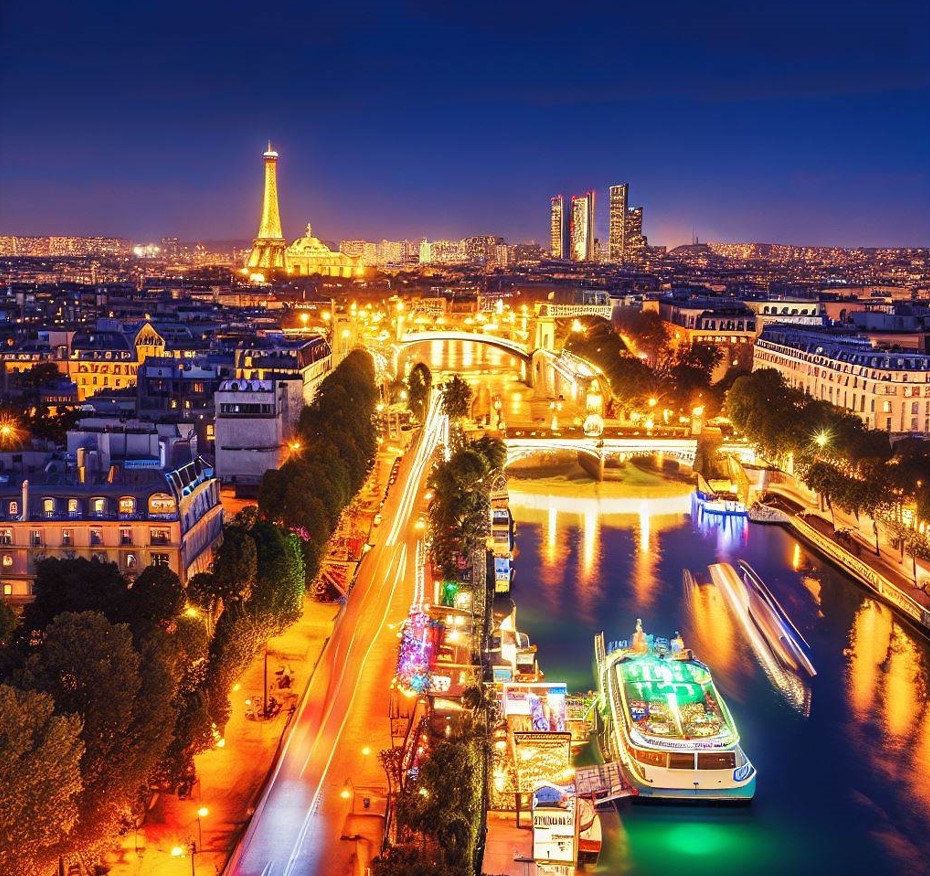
[1,0,928,248]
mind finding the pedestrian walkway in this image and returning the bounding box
[104,599,340,876]
[763,486,930,628]
[481,811,534,876]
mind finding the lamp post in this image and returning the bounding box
[195,807,208,850]
[170,841,197,876]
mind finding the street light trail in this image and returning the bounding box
[227,394,441,876]
[283,544,408,876]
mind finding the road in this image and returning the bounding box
[225,398,444,876]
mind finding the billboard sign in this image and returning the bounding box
[503,683,567,732]
[531,782,577,866]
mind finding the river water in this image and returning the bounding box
[401,340,930,876]
[508,467,930,876]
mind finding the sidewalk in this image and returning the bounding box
[104,598,340,876]
[481,811,534,876]
[764,485,930,617]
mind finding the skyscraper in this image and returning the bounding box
[550,195,567,259]
[570,192,596,262]
[624,205,647,262]
[608,183,628,261]
[247,142,288,272]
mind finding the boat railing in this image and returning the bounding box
[594,631,606,666]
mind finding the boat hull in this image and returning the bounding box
[628,773,757,802]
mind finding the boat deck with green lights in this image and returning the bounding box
[618,652,736,746]
[596,623,756,801]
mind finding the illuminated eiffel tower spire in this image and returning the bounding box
[247,141,288,272]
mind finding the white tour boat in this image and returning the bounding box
[596,621,756,801]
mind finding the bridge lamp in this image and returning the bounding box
[814,431,830,449]
[648,397,658,408]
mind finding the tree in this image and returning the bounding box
[408,362,432,421]
[129,565,186,635]
[212,525,258,603]
[187,572,219,614]
[612,307,670,363]
[440,376,473,422]
[0,684,84,876]
[23,611,177,854]
[21,557,131,637]
[395,738,485,869]
[0,600,17,646]
[248,521,306,629]
[372,846,469,876]
[470,434,507,471]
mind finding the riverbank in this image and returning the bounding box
[759,488,930,636]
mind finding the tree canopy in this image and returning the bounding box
[0,683,84,876]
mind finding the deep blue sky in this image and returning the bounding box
[1,0,929,248]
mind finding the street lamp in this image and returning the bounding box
[196,807,208,849]
[340,777,356,811]
[171,842,197,876]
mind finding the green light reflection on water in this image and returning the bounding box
[598,810,771,876]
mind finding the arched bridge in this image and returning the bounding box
[392,330,610,403]
[397,330,530,360]
[504,434,756,480]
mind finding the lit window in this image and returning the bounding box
[148,494,176,516]
[2,555,12,567]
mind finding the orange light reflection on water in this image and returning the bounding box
[685,574,742,686]
[845,600,930,861]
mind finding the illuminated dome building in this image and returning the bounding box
[286,224,361,278]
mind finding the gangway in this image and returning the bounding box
[574,761,635,805]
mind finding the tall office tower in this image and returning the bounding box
[549,195,567,258]
[608,184,629,261]
[624,206,647,262]
[570,191,596,261]
[247,142,288,271]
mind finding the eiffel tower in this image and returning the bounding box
[246,142,288,272]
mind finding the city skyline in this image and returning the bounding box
[1,1,929,248]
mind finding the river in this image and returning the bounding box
[508,465,930,876]
[400,340,930,876]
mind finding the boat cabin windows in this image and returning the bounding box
[669,753,696,770]
[631,747,666,767]
[697,752,736,770]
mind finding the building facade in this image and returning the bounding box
[570,192,596,262]
[754,328,930,435]
[655,295,758,381]
[550,195,566,259]
[608,184,628,262]
[233,333,332,405]
[0,423,222,602]
[214,377,304,489]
